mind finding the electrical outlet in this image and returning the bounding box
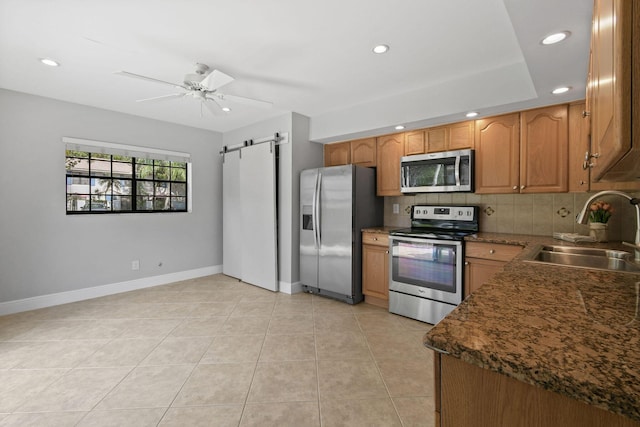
[131,260,140,270]
[393,203,400,214]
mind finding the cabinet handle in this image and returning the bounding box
[489,249,495,254]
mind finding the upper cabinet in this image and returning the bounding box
[405,131,425,156]
[475,107,568,194]
[448,121,475,151]
[475,113,520,194]
[587,0,640,182]
[350,138,377,167]
[376,133,405,196]
[519,104,568,193]
[324,141,350,167]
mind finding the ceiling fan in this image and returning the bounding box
[115,63,273,116]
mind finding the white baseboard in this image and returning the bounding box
[279,281,303,295]
[0,265,222,316]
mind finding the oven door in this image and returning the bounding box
[389,235,463,305]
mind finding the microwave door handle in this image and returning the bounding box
[454,155,461,186]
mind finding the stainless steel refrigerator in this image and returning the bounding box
[300,164,383,304]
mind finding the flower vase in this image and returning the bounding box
[589,222,608,242]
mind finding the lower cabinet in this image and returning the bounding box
[464,242,522,297]
[362,232,390,308]
[434,353,640,427]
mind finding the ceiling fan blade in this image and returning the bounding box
[203,98,224,116]
[115,71,186,90]
[220,93,273,109]
[201,69,235,91]
[136,93,186,103]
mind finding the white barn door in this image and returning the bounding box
[222,142,278,292]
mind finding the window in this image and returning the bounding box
[64,138,190,214]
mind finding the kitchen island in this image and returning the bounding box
[425,233,640,426]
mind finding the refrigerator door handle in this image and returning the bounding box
[315,172,322,247]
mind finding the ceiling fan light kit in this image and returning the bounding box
[115,63,272,117]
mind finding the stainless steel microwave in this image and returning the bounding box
[400,149,474,193]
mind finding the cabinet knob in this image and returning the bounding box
[373,237,378,240]
[520,185,525,190]
[512,186,518,190]
[582,110,591,118]
[464,261,469,266]
[386,250,389,254]
[489,249,495,254]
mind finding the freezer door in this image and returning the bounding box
[300,168,319,288]
[318,165,353,296]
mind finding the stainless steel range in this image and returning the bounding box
[389,205,479,324]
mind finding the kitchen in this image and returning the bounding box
[0,0,638,426]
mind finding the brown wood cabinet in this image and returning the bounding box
[588,0,640,182]
[464,242,522,297]
[376,133,405,196]
[350,138,376,167]
[474,113,520,194]
[435,353,640,427]
[448,121,475,151]
[519,104,569,193]
[568,102,591,192]
[425,126,448,153]
[475,106,568,194]
[405,131,425,156]
[362,232,389,308]
[324,141,350,166]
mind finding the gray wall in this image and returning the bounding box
[0,89,223,303]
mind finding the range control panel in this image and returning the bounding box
[412,205,476,221]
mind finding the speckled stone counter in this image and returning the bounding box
[361,226,395,234]
[424,232,640,422]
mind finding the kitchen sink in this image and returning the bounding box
[525,245,640,274]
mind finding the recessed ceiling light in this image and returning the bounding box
[373,44,390,54]
[541,31,571,45]
[395,125,405,130]
[552,86,571,94]
[39,58,60,67]
[221,107,231,112]
[466,112,479,118]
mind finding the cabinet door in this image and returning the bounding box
[474,113,520,194]
[425,126,448,153]
[376,133,405,196]
[589,0,633,180]
[464,258,505,298]
[568,102,590,192]
[362,244,389,301]
[448,121,475,151]
[520,105,568,193]
[351,138,377,167]
[405,131,425,156]
[324,142,351,167]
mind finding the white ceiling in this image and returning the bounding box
[0,0,592,142]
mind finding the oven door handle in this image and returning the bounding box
[454,155,461,187]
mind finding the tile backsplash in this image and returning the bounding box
[384,192,640,242]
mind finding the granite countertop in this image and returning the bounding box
[361,226,396,234]
[424,232,640,422]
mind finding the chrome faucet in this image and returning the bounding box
[575,190,640,261]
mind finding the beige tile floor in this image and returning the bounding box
[0,274,435,427]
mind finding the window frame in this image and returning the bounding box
[64,137,191,215]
